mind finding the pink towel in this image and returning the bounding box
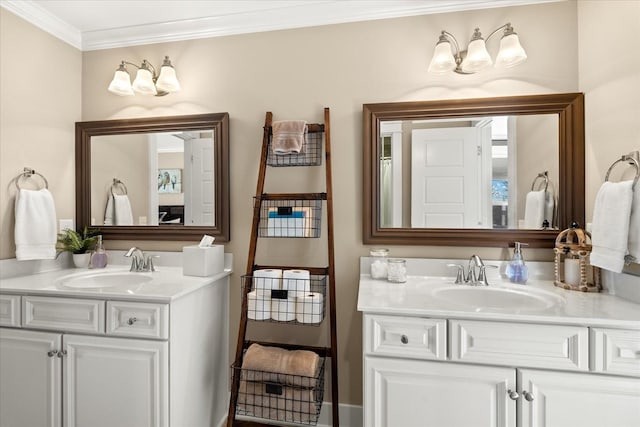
[272,120,307,154]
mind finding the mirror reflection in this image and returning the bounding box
[379,114,558,230]
[91,130,216,227]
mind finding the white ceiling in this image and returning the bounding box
[1,0,555,51]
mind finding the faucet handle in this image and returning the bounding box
[446,263,465,284]
[477,265,498,286]
[143,255,159,272]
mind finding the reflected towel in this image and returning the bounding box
[591,181,634,273]
[241,343,320,388]
[523,190,545,228]
[238,380,316,424]
[14,189,57,260]
[627,182,640,263]
[104,194,133,226]
[544,187,556,228]
[272,120,307,155]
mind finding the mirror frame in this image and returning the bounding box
[76,113,230,241]
[363,93,585,248]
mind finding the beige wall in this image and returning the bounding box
[0,9,81,258]
[2,0,637,406]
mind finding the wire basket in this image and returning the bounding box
[234,356,325,425]
[267,128,323,167]
[243,273,326,325]
[258,198,322,238]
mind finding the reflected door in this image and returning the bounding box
[184,138,215,226]
[411,128,490,228]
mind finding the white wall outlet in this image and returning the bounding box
[59,219,74,232]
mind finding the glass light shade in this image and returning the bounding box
[132,68,157,95]
[461,38,492,73]
[495,33,527,68]
[428,41,456,73]
[107,69,134,96]
[156,65,181,92]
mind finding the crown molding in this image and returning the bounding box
[1,0,557,52]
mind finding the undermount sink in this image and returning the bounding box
[56,271,153,289]
[432,285,564,311]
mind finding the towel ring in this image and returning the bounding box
[14,167,48,190]
[530,171,549,192]
[110,178,128,196]
[605,154,640,190]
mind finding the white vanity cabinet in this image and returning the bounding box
[363,314,640,427]
[0,271,230,427]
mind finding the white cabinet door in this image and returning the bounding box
[63,334,168,427]
[365,356,516,427]
[519,369,640,427]
[0,328,61,427]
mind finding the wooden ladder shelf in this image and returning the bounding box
[227,108,339,426]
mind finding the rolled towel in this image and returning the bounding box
[272,120,307,155]
[590,181,634,273]
[523,190,545,228]
[241,343,320,388]
[238,380,317,424]
[14,189,57,261]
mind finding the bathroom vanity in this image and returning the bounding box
[0,265,231,427]
[357,259,640,427]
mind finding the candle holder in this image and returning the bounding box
[553,223,602,292]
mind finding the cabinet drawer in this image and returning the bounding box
[591,328,640,377]
[107,301,169,339]
[22,296,105,334]
[365,314,446,360]
[450,319,588,371]
[0,294,21,327]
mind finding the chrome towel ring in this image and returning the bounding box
[14,167,48,190]
[605,151,640,190]
[110,178,128,196]
[530,171,549,192]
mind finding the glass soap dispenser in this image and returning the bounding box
[90,235,108,269]
[506,242,528,284]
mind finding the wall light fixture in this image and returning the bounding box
[428,23,527,74]
[108,56,181,96]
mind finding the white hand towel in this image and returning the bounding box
[104,195,114,225]
[544,188,556,227]
[14,189,57,260]
[523,190,545,228]
[590,181,634,273]
[113,194,133,225]
[628,182,640,263]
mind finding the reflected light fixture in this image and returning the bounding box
[108,56,181,96]
[428,23,527,74]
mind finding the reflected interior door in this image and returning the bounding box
[184,138,215,226]
[411,127,491,228]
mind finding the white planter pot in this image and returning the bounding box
[72,253,90,268]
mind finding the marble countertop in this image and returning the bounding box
[0,265,232,303]
[357,275,640,330]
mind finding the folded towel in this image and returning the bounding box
[627,182,640,263]
[590,181,634,273]
[241,343,320,388]
[104,194,133,226]
[238,380,317,424]
[523,190,546,228]
[272,120,307,155]
[14,189,57,260]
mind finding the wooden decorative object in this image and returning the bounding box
[553,225,602,292]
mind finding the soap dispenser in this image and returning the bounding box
[89,235,108,269]
[506,242,528,284]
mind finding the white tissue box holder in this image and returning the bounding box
[183,245,224,277]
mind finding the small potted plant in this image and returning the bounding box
[56,226,99,268]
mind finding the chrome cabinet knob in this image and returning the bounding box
[47,350,58,357]
[507,389,519,400]
[400,335,409,344]
[127,317,138,325]
[57,350,67,358]
[523,390,534,401]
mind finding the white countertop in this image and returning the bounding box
[357,275,640,330]
[0,265,232,303]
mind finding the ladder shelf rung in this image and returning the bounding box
[259,193,327,201]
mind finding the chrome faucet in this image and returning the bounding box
[447,255,496,286]
[124,247,157,272]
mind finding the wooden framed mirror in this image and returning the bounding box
[76,113,230,241]
[363,93,584,248]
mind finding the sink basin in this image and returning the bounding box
[56,271,153,289]
[432,286,564,311]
